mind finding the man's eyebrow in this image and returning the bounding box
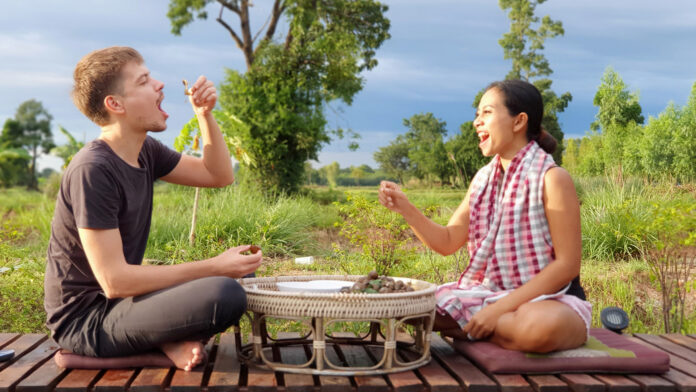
[136,72,150,82]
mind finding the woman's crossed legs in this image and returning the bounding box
[435,299,587,353]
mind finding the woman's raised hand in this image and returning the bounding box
[379,181,409,214]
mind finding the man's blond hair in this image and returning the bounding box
[72,46,143,126]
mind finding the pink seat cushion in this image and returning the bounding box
[452,328,670,374]
[54,350,174,369]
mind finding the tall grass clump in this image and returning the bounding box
[147,183,319,263]
[579,177,661,260]
[1,188,54,333]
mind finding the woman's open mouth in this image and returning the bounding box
[478,132,490,148]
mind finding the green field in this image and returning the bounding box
[1,178,694,335]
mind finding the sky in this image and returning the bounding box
[1,0,695,172]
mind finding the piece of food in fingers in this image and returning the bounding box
[182,79,192,96]
[245,245,261,254]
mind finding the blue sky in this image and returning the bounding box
[1,0,695,171]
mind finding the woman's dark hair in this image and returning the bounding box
[485,79,557,154]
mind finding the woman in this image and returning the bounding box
[379,80,591,353]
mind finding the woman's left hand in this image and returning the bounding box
[463,303,505,340]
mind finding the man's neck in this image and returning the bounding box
[99,124,147,168]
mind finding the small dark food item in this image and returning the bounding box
[340,270,415,294]
[244,245,261,255]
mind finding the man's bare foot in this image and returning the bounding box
[160,341,205,371]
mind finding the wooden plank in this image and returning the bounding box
[245,337,278,392]
[492,374,534,392]
[399,346,459,392]
[93,368,136,392]
[365,346,424,392]
[429,334,497,392]
[626,374,676,392]
[55,369,102,392]
[0,334,19,348]
[527,375,570,392]
[628,336,696,377]
[128,367,172,392]
[635,335,696,364]
[593,375,640,392]
[662,335,696,353]
[558,374,605,392]
[657,368,696,392]
[169,340,215,392]
[276,332,316,392]
[0,339,59,392]
[0,334,47,372]
[208,333,241,392]
[319,343,354,392]
[333,332,389,392]
[15,352,69,392]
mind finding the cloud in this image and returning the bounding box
[363,55,504,101]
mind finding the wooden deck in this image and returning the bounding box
[1,331,696,392]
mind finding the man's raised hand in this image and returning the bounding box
[188,75,217,116]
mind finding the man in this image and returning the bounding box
[44,46,262,371]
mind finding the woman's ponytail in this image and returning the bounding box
[536,127,557,155]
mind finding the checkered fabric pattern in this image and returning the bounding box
[435,141,561,326]
[460,141,556,291]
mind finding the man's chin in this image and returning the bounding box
[148,124,168,133]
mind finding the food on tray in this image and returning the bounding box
[341,270,414,293]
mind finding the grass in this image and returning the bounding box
[0,176,694,335]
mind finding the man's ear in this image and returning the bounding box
[104,95,125,116]
[514,112,528,133]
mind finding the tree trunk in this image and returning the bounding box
[29,144,38,190]
[189,187,201,246]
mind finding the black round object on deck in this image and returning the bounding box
[600,306,629,334]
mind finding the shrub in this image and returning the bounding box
[638,200,696,333]
[332,192,415,275]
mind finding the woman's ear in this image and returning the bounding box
[104,95,125,116]
[513,112,528,133]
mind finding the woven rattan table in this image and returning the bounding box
[236,275,437,376]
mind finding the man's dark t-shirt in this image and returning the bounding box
[44,136,180,356]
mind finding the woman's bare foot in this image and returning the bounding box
[160,341,205,371]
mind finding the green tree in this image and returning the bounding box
[445,121,488,185]
[374,135,410,185]
[497,0,570,162]
[576,134,604,176]
[561,138,579,174]
[0,148,31,187]
[350,165,365,186]
[640,105,678,182]
[0,100,55,190]
[323,161,340,188]
[51,126,84,169]
[672,82,696,182]
[403,113,449,184]
[590,68,644,178]
[591,67,644,132]
[168,0,390,193]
